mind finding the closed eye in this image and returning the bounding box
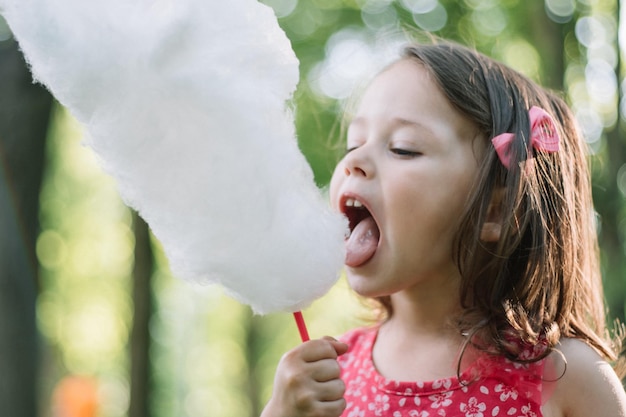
[390,148,421,157]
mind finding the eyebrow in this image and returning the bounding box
[349,116,437,138]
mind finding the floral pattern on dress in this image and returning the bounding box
[338,327,545,417]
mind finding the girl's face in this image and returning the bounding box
[330,59,484,298]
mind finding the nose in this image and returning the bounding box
[342,146,373,178]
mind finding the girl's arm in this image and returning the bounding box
[550,338,626,417]
[260,337,348,417]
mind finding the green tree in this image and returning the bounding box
[129,214,155,417]
[0,33,52,416]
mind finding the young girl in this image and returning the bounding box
[260,41,626,417]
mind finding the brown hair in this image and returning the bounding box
[374,41,622,367]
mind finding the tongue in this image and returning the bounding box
[345,217,380,267]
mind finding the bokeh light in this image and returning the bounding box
[545,0,576,23]
[411,3,448,32]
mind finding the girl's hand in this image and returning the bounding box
[261,336,349,417]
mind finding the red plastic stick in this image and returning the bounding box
[293,311,310,342]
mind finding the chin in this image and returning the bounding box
[346,272,389,299]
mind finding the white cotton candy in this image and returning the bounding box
[0,0,347,314]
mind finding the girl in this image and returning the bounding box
[261,41,626,417]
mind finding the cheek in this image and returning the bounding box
[393,178,465,243]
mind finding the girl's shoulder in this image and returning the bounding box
[545,338,626,417]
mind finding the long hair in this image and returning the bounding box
[375,41,621,366]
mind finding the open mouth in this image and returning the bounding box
[344,198,371,236]
[341,197,380,267]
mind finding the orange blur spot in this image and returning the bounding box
[52,376,99,417]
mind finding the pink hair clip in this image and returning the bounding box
[491,106,560,170]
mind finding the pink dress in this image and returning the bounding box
[338,327,545,417]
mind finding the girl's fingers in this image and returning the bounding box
[316,398,347,417]
[300,338,345,362]
[270,337,347,417]
[322,336,349,356]
[310,358,342,382]
[289,379,345,415]
[315,378,346,402]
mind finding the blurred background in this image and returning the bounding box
[0,0,625,416]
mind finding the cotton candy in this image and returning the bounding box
[0,0,347,314]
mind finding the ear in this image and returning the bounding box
[480,188,504,243]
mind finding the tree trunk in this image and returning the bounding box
[0,36,52,415]
[244,311,262,417]
[597,0,626,324]
[526,0,568,89]
[129,213,154,417]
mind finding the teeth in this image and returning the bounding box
[345,198,363,208]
